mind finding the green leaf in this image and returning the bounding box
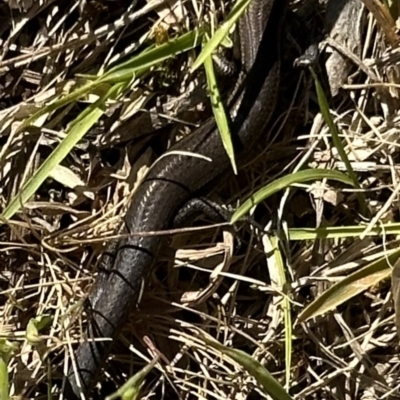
[105,357,159,400]
[265,235,292,388]
[19,29,203,132]
[26,315,53,344]
[287,223,400,241]
[2,29,206,223]
[310,68,366,215]
[231,168,355,223]
[191,0,253,72]
[103,29,202,83]
[204,54,237,173]
[2,83,123,222]
[0,357,9,400]
[202,336,293,400]
[0,339,19,400]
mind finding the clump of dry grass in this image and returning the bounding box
[1,0,400,399]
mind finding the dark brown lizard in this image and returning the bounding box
[66,0,287,396]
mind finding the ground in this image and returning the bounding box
[1,0,400,399]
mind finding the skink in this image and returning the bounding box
[67,0,286,396]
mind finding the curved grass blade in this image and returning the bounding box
[105,357,159,400]
[26,315,53,344]
[231,169,355,223]
[296,248,400,324]
[202,335,293,400]
[19,29,203,131]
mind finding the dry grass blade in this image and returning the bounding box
[297,248,400,324]
[1,29,202,222]
[288,222,400,240]
[3,0,400,398]
[359,0,400,46]
[391,257,400,341]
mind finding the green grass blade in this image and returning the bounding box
[0,340,19,400]
[231,169,355,223]
[0,357,8,400]
[20,29,203,131]
[296,248,400,324]
[26,315,53,344]
[310,68,366,215]
[19,80,101,131]
[191,0,253,72]
[268,235,292,388]
[4,29,205,222]
[105,357,159,400]
[68,81,129,130]
[103,29,203,83]
[202,336,293,400]
[1,83,124,222]
[204,54,237,173]
[288,222,400,241]
[46,358,53,400]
